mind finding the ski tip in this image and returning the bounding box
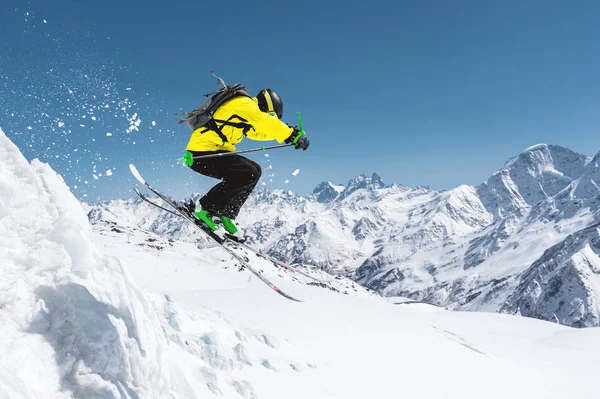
[129,164,146,185]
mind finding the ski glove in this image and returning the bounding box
[285,127,310,150]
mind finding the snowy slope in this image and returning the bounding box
[99,225,600,399]
[2,129,600,399]
[0,129,174,398]
[95,220,600,399]
[91,144,600,327]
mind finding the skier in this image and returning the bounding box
[179,88,309,241]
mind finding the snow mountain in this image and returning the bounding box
[3,127,600,399]
[92,144,600,328]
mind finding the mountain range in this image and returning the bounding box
[90,143,600,328]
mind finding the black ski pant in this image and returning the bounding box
[189,151,261,219]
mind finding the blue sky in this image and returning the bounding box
[1,0,599,202]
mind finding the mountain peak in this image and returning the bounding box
[502,143,589,179]
[371,172,385,186]
[522,143,549,153]
[338,173,386,200]
[311,173,386,203]
[345,173,386,189]
[312,181,344,203]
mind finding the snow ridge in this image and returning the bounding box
[0,129,173,398]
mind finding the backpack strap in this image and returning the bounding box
[200,115,254,144]
[214,115,254,135]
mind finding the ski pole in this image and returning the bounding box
[180,144,293,165]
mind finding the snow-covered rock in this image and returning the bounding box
[501,221,600,327]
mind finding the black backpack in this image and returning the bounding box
[178,83,253,143]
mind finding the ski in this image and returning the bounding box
[135,186,326,283]
[230,240,329,284]
[134,187,182,218]
[130,164,302,302]
[135,187,326,283]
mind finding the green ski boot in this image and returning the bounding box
[192,209,219,232]
[219,216,246,242]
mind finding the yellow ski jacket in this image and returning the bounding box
[185,96,294,152]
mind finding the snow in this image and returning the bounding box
[0,129,173,397]
[95,220,600,399]
[329,182,345,193]
[523,143,548,153]
[292,169,300,176]
[2,129,600,398]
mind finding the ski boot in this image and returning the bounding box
[179,201,225,237]
[192,209,229,238]
[218,216,246,243]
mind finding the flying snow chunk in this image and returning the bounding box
[284,180,290,184]
[126,113,142,134]
[106,133,112,137]
[126,88,132,91]
[264,154,269,158]
[292,169,300,176]
[27,126,32,130]
[91,116,97,121]
[106,170,113,176]
[57,121,64,127]
[152,121,156,127]
[43,19,47,23]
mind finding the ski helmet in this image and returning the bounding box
[256,89,283,118]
